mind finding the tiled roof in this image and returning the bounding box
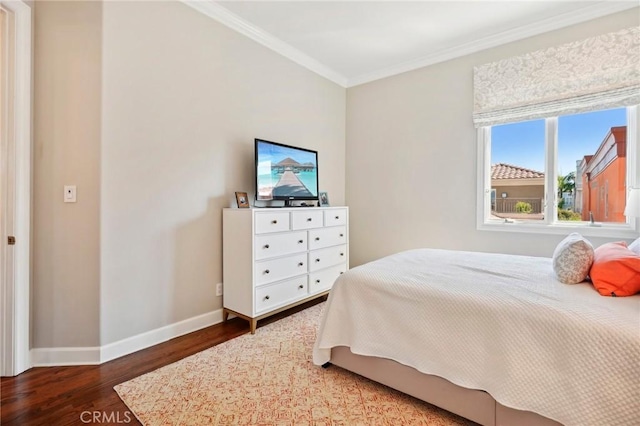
[491,163,544,179]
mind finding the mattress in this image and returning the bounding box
[312,248,640,426]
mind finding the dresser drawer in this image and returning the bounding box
[308,226,347,250]
[309,264,346,294]
[255,231,307,261]
[309,244,347,272]
[324,209,347,227]
[291,210,324,230]
[255,212,290,234]
[255,253,307,285]
[255,276,308,314]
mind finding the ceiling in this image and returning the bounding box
[184,1,638,87]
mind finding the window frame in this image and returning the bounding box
[477,106,639,238]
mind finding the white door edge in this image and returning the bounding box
[1,0,31,377]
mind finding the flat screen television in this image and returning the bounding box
[255,138,319,206]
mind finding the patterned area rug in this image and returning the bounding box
[115,303,473,425]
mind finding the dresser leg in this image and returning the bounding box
[222,309,229,322]
[250,319,257,334]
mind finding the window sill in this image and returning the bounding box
[478,219,639,239]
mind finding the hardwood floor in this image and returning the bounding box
[1,299,324,426]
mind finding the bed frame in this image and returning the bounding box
[330,346,562,426]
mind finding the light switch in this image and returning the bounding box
[64,185,77,203]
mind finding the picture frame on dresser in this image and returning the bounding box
[319,192,330,207]
[235,192,250,208]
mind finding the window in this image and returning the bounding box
[478,106,639,236]
[473,27,639,236]
[490,119,545,222]
[559,108,629,224]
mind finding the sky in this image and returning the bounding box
[491,107,627,176]
[257,140,317,166]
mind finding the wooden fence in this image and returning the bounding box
[492,198,543,214]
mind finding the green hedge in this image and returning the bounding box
[515,201,532,213]
[558,209,581,221]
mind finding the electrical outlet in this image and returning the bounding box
[216,283,223,296]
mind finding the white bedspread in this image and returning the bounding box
[313,249,640,426]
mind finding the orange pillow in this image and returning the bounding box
[589,242,640,297]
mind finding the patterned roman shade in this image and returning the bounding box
[473,27,640,127]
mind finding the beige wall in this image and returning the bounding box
[99,1,345,344]
[32,0,345,349]
[33,0,102,347]
[346,8,640,267]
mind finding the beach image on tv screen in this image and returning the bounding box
[257,141,318,200]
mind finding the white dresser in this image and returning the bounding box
[222,206,349,333]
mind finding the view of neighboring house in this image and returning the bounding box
[560,185,575,210]
[491,163,545,218]
[578,126,627,223]
[561,192,575,210]
[574,159,584,214]
[490,125,628,223]
[558,171,576,212]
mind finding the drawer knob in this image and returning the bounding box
[335,216,339,219]
[298,262,304,266]
[340,272,344,275]
[264,244,270,249]
[340,234,344,237]
[307,217,313,222]
[298,240,304,244]
[265,295,270,300]
[271,220,278,224]
[340,253,344,256]
[315,258,320,262]
[316,279,321,283]
[264,269,270,274]
[315,237,320,241]
[298,285,304,289]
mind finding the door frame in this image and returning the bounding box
[1,0,31,377]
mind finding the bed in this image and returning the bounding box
[312,248,640,426]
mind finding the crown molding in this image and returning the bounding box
[181,1,637,89]
[180,0,348,87]
[347,2,639,87]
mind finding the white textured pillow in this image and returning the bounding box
[629,238,640,255]
[552,233,594,284]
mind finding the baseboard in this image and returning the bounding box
[31,347,101,366]
[30,308,225,367]
[100,308,225,363]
